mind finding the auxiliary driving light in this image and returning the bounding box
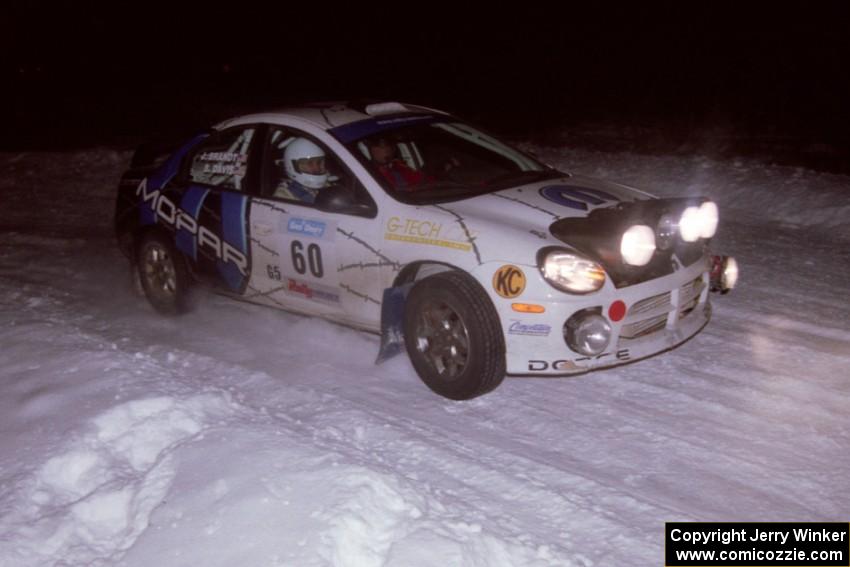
[620,225,656,266]
[564,310,612,356]
[721,256,739,291]
[697,201,719,238]
[680,200,719,242]
[709,255,739,293]
[679,206,702,242]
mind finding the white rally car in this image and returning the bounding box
[115,101,738,399]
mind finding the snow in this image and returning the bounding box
[1,144,848,566]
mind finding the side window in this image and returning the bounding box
[189,128,255,191]
[356,138,424,171]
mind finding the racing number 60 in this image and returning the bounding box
[291,240,323,278]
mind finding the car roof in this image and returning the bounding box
[214,101,448,132]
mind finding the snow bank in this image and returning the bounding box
[0,393,239,566]
[118,423,569,567]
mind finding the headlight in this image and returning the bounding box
[539,250,606,293]
[620,225,656,266]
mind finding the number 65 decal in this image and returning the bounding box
[291,240,324,278]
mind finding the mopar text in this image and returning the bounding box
[137,179,248,276]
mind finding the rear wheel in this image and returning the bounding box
[137,232,192,315]
[403,271,505,400]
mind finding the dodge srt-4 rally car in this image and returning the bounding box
[115,101,738,400]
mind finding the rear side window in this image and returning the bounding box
[188,128,255,190]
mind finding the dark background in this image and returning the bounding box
[5,3,850,170]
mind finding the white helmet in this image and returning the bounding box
[284,138,328,189]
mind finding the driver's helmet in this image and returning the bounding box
[284,138,328,189]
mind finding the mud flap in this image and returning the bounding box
[376,283,413,364]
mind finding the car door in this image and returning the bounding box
[244,126,384,330]
[159,125,261,295]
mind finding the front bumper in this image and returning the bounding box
[496,257,711,376]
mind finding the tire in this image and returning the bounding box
[403,271,506,400]
[137,232,193,315]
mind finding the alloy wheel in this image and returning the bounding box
[414,299,470,380]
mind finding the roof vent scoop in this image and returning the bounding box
[364,102,409,116]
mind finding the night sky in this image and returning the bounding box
[5,4,850,165]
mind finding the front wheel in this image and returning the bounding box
[137,232,193,315]
[403,271,505,400]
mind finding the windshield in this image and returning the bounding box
[335,117,563,204]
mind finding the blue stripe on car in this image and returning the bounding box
[176,187,209,260]
[139,133,209,226]
[329,114,440,144]
[219,192,249,291]
[539,185,620,211]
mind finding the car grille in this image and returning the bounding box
[620,313,668,339]
[620,276,706,341]
[679,276,705,306]
[628,291,672,316]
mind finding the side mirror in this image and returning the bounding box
[314,184,375,218]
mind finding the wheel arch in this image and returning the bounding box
[391,260,463,288]
[377,260,504,367]
[386,259,503,330]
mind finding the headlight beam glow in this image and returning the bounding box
[679,206,702,242]
[620,225,656,266]
[680,201,719,242]
[697,200,719,239]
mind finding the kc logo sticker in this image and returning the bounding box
[493,265,526,298]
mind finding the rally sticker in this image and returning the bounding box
[287,217,326,238]
[493,265,526,298]
[508,320,551,337]
[384,216,472,251]
[286,278,340,304]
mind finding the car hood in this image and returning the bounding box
[421,175,706,288]
[430,174,653,238]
